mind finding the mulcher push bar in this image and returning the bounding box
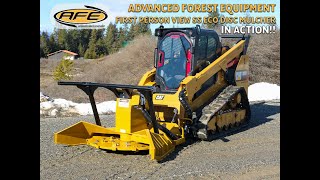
[57,81,159,133]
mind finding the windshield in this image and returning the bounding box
[156,34,191,90]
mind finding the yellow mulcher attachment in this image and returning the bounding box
[54,83,185,161]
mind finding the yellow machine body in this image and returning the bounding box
[55,32,250,161]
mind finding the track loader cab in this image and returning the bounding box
[154,25,222,92]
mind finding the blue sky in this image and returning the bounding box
[40,0,280,32]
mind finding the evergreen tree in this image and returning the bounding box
[40,33,44,58]
[84,29,97,59]
[53,58,74,81]
[105,23,117,54]
[79,29,92,51]
[96,28,105,39]
[40,31,50,57]
[96,39,107,57]
[136,22,150,34]
[123,23,129,41]
[48,33,57,53]
[78,43,85,57]
[68,30,80,52]
[112,27,119,53]
[127,23,135,41]
[63,30,73,51]
[116,27,126,49]
[40,46,44,58]
[56,29,67,49]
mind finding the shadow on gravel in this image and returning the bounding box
[249,101,280,127]
[159,101,280,163]
[101,149,149,156]
[217,101,280,140]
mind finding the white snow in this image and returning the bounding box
[248,82,280,102]
[74,101,116,116]
[40,82,279,117]
[40,101,54,110]
[40,92,116,117]
[49,109,58,116]
[40,92,51,102]
[53,99,77,110]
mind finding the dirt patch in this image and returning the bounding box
[248,32,280,85]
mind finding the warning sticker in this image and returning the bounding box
[118,99,129,108]
[235,71,248,81]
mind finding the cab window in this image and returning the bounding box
[207,36,217,58]
[198,36,207,59]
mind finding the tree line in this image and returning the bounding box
[40,22,151,59]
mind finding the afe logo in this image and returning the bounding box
[54,5,108,27]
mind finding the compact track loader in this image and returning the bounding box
[54,25,251,161]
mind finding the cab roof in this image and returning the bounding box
[154,25,219,38]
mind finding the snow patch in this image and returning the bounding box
[40,92,52,102]
[49,109,58,116]
[40,101,54,110]
[40,92,116,117]
[53,99,77,110]
[248,82,280,102]
[74,101,116,116]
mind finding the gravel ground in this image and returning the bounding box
[40,100,280,180]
